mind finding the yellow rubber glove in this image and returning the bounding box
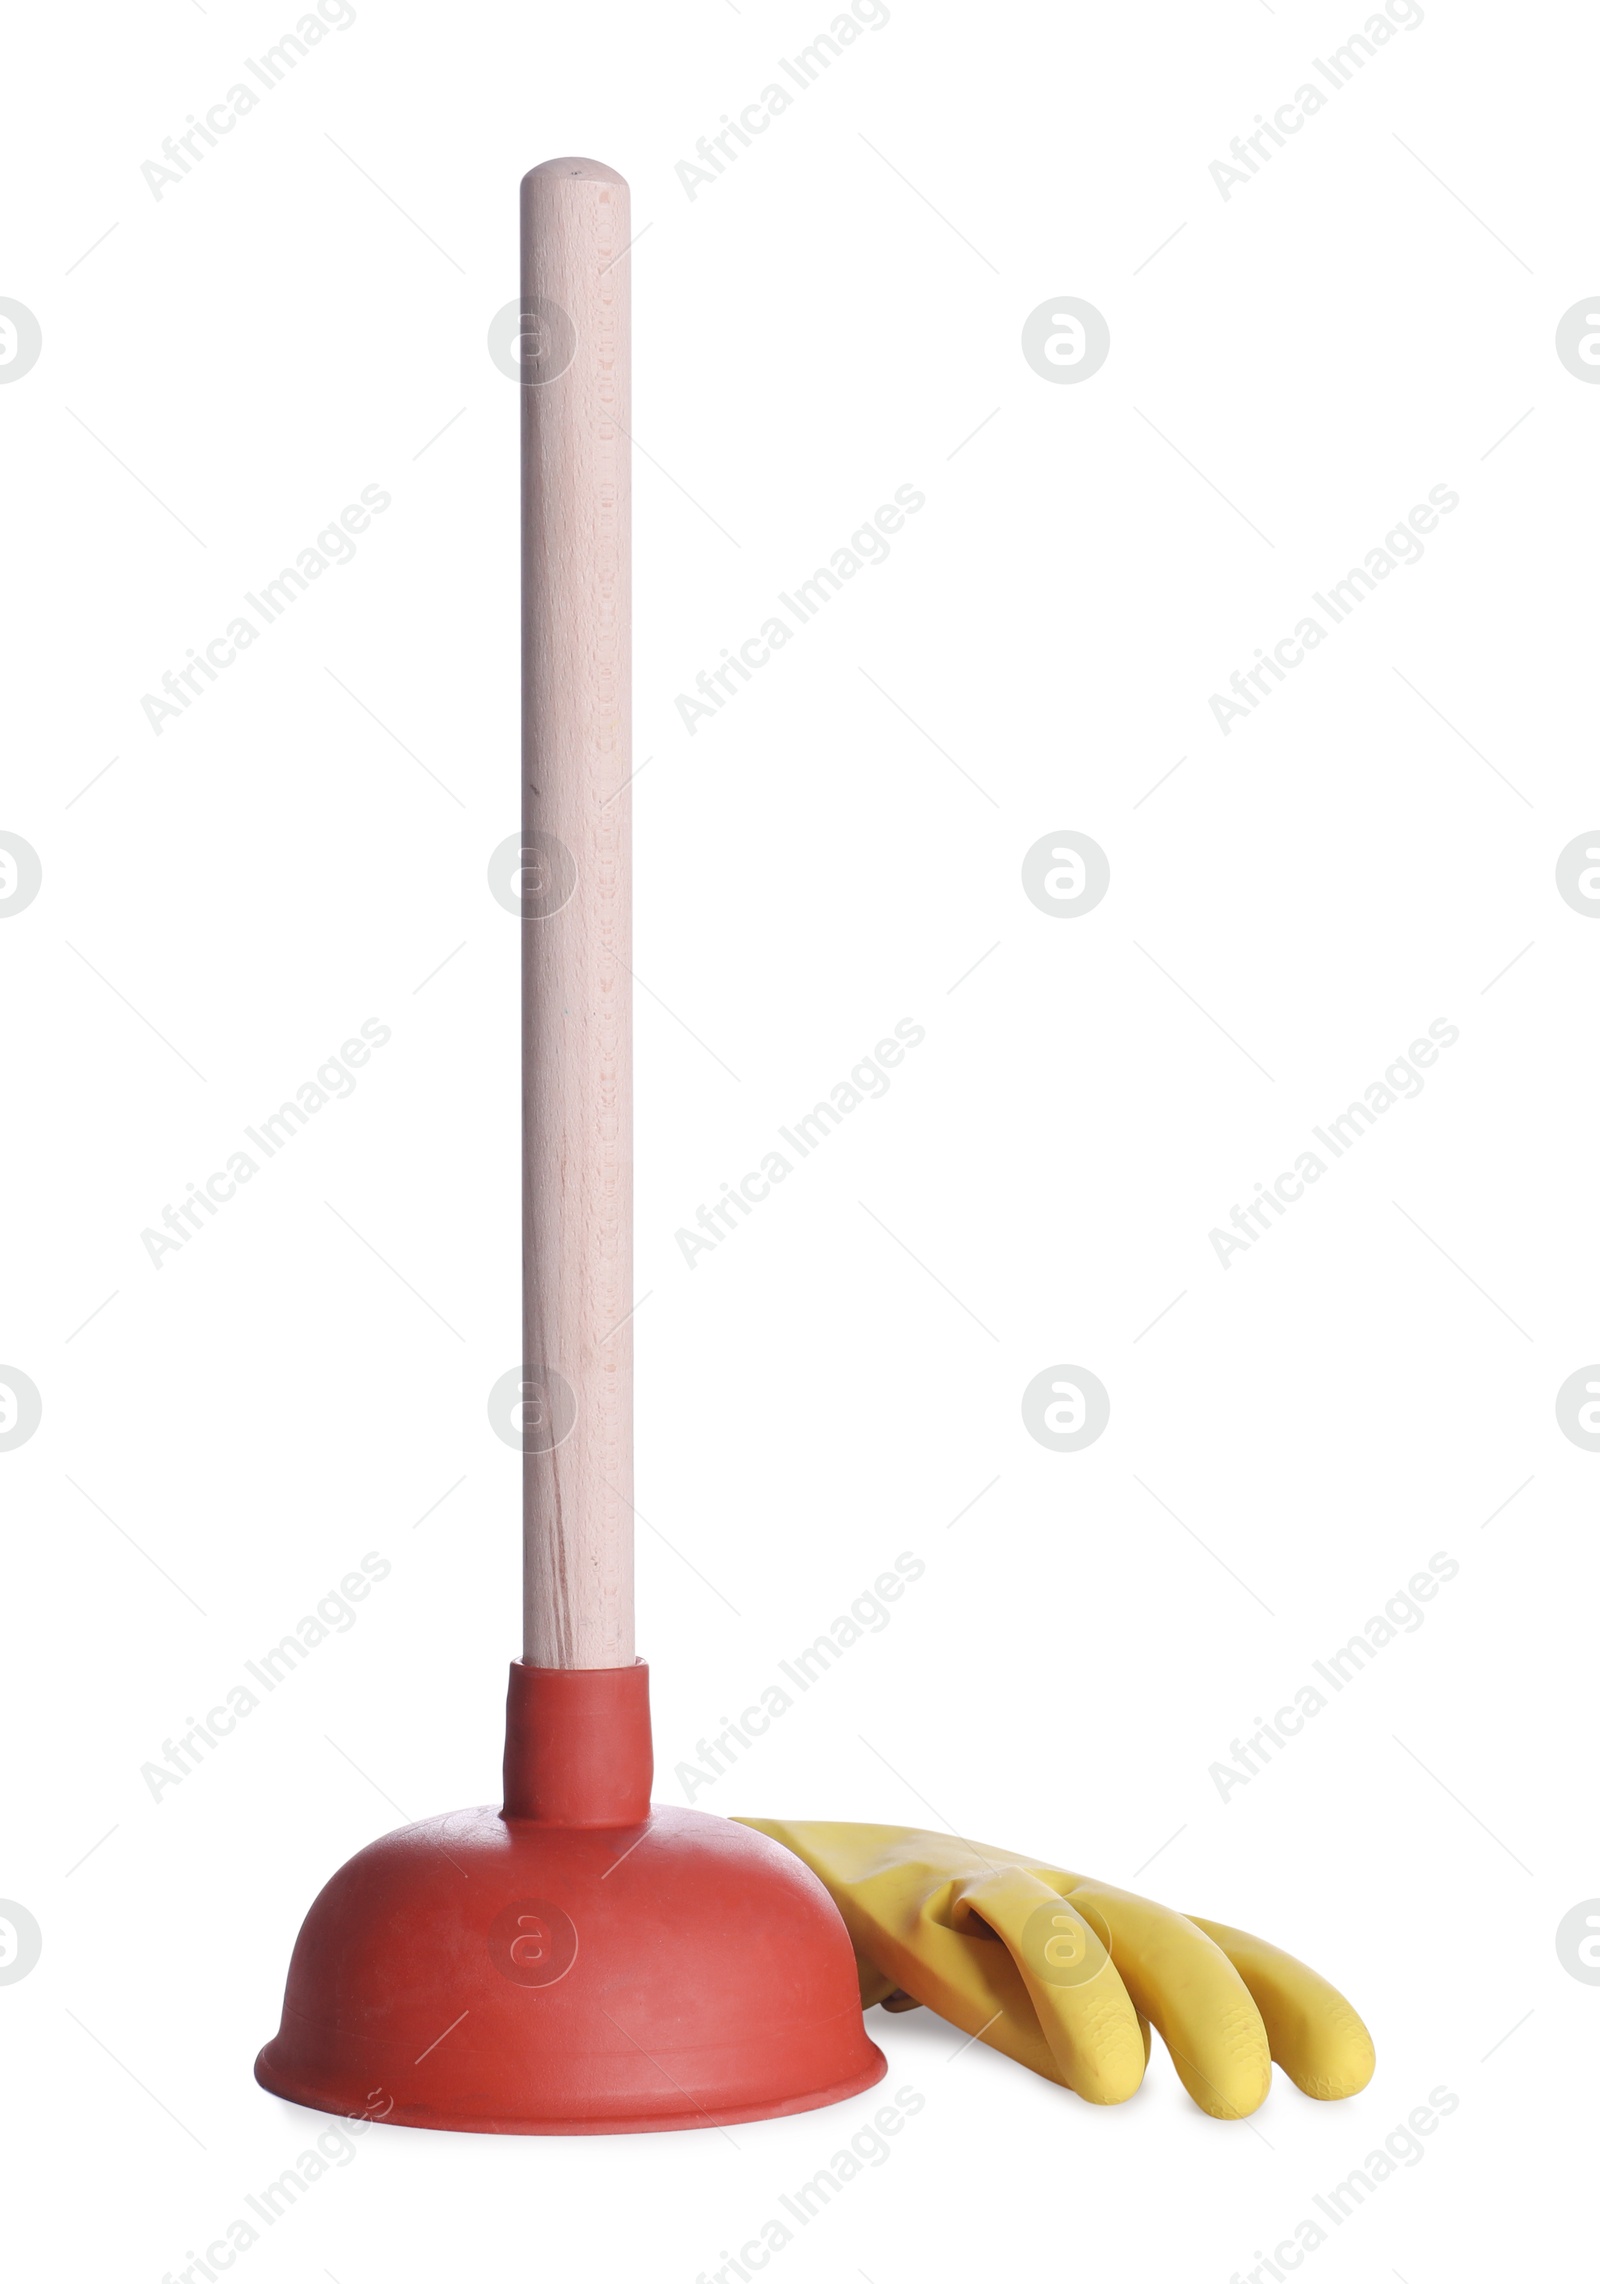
[737,1819,1374,2119]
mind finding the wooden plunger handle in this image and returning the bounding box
[520,159,633,1668]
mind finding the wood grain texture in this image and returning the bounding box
[520,159,633,1667]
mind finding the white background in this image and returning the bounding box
[2,0,1594,2277]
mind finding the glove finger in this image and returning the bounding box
[1186,1916,1374,2099]
[952,1867,1146,2105]
[1064,1879,1272,2119]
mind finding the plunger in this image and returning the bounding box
[254,159,885,2134]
